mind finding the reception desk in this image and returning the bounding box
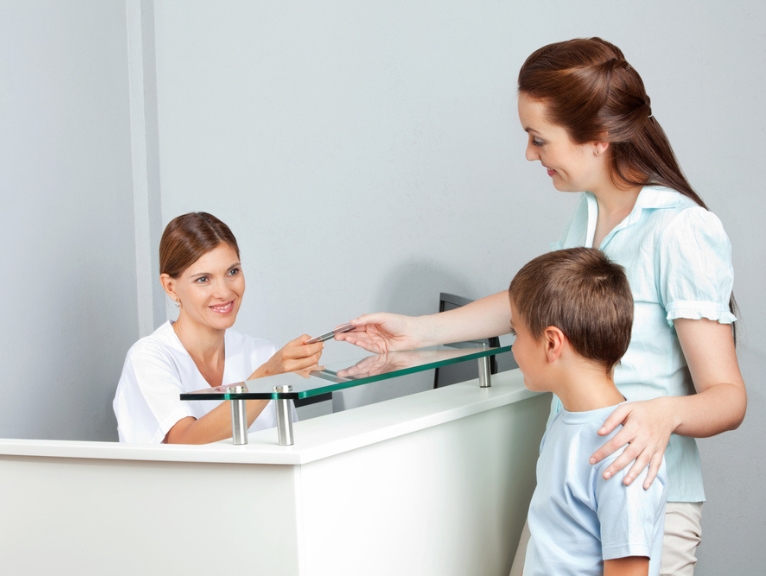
[0,369,549,576]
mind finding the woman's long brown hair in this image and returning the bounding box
[518,37,707,208]
[518,38,738,337]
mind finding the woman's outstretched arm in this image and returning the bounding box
[336,290,513,353]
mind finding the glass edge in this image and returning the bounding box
[180,345,513,401]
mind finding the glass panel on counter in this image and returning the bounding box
[180,344,512,402]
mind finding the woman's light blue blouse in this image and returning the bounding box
[551,186,735,503]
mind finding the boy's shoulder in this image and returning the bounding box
[548,404,667,485]
[527,404,667,575]
[544,405,620,451]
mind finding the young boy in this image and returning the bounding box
[510,248,667,576]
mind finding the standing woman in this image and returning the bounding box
[114,212,323,444]
[336,38,746,574]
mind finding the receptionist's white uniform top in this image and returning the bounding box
[114,321,296,443]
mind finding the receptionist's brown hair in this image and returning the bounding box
[509,247,633,373]
[159,212,240,278]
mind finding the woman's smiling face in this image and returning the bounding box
[517,92,606,194]
[165,242,245,332]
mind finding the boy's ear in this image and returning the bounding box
[542,326,566,363]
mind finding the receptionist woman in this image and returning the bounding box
[113,212,323,444]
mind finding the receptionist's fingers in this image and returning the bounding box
[277,335,323,357]
[289,335,324,357]
[253,336,323,378]
[279,335,324,371]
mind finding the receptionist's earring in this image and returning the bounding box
[175,300,181,308]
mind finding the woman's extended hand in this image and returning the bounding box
[251,335,324,379]
[334,313,425,353]
[589,397,679,489]
[336,292,513,353]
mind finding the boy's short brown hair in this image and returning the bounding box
[508,247,633,372]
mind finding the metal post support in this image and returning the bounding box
[275,385,294,446]
[478,356,492,388]
[229,385,248,445]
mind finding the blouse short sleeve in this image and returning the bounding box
[658,206,736,325]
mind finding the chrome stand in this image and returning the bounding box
[275,385,294,446]
[478,356,492,388]
[230,385,248,445]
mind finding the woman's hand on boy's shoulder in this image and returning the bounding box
[589,397,678,490]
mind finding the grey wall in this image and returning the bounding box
[0,1,763,573]
[0,1,138,441]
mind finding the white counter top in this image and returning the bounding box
[0,369,538,465]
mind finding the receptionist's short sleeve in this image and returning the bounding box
[658,207,736,326]
[115,336,197,443]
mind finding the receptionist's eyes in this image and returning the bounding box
[531,138,544,147]
[192,268,240,283]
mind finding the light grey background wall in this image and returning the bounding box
[0,1,763,573]
[0,1,138,440]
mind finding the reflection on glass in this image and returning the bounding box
[180,344,512,402]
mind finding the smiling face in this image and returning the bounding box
[517,92,610,194]
[161,243,245,333]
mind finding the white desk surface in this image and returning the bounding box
[0,369,538,466]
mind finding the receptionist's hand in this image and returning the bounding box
[334,313,425,354]
[251,335,324,379]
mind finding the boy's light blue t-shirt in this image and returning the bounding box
[551,186,735,502]
[524,406,668,576]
